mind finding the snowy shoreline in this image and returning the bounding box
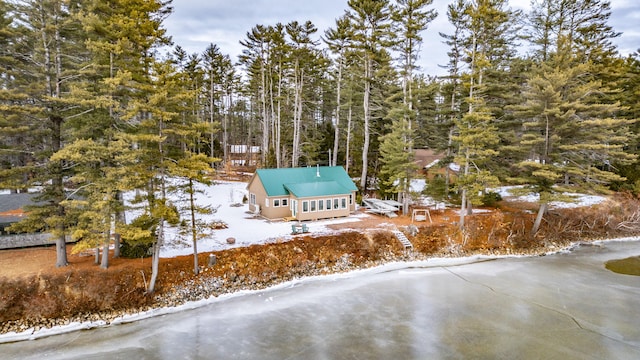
[2,235,638,344]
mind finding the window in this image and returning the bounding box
[250,193,256,205]
[302,201,309,212]
[282,198,288,207]
[310,200,316,212]
[274,199,280,207]
[349,194,353,205]
[318,199,324,211]
[326,199,331,210]
[341,198,347,209]
[333,198,339,209]
[265,198,269,207]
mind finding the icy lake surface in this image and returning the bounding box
[2,240,640,359]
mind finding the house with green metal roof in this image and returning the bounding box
[246,166,358,221]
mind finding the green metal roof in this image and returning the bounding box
[255,166,357,198]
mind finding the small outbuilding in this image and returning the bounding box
[247,166,358,221]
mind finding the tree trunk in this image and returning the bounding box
[459,150,471,229]
[532,202,548,235]
[332,59,343,167]
[260,58,270,166]
[292,62,303,168]
[147,232,161,294]
[100,230,110,269]
[55,236,68,268]
[345,105,352,173]
[360,58,371,190]
[276,67,282,168]
[459,188,467,229]
[113,191,126,258]
[209,76,216,167]
[189,179,199,275]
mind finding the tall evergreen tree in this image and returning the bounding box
[345,0,392,190]
[324,15,355,168]
[3,0,98,267]
[286,20,320,167]
[512,53,636,234]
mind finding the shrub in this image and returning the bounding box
[481,191,502,207]
[120,241,152,258]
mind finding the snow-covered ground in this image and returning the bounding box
[155,180,608,258]
[2,180,608,259]
[493,185,607,209]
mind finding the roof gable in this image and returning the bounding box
[255,166,357,198]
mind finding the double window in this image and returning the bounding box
[270,198,289,207]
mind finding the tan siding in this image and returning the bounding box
[261,197,292,219]
[247,176,267,215]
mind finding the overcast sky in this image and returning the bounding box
[163,0,640,76]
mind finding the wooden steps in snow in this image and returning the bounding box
[392,230,413,249]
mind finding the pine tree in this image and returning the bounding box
[170,152,219,275]
[239,25,274,166]
[324,15,354,167]
[390,0,437,131]
[202,44,235,164]
[286,20,320,167]
[512,56,636,234]
[379,107,418,214]
[2,0,98,267]
[345,0,392,190]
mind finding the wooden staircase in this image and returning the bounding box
[392,229,413,249]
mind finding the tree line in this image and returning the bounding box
[1,0,638,292]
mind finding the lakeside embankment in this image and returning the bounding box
[2,195,640,342]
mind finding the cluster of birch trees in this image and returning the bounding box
[1,0,639,291]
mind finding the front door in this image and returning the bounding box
[291,199,298,218]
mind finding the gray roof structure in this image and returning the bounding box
[0,193,40,225]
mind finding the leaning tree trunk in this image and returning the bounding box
[532,202,548,235]
[147,220,163,294]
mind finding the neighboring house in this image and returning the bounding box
[0,193,37,235]
[247,166,358,221]
[228,145,261,167]
[414,149,445,172]
[0,193,55,249]
[414,149,458,181]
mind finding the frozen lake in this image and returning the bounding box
[2,240,640,359]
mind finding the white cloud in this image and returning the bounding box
[164,0,640,76]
